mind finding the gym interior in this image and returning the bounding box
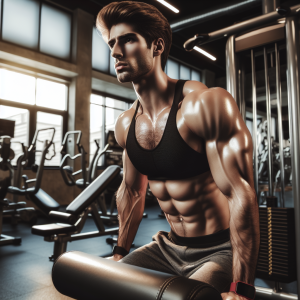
[0,0,300,299]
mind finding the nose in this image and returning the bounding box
[111,43,123,60]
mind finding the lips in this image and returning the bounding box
[115,63,127,70]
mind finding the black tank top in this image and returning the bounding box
[126,80,210,181]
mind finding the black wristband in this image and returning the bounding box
[113,245,129,257]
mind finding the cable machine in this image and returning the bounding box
[184,1,300,299]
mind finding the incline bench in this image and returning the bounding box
[32,165,121,261]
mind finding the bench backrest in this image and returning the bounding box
[66,165,121,215]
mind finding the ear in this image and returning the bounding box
[153,38,165,57]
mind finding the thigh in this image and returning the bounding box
[120,241,176,275]
[189,252,233,294]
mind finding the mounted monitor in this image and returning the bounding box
[0,119,15,137]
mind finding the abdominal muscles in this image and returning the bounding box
[149,172,230,237]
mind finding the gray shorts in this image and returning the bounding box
[121,229,233,294]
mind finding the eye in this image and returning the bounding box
[125,38,132,43]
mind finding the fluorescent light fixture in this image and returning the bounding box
[157,0,179,13]
[194,46,216,61]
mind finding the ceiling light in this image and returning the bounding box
[194,46,216,61]
[157,0,179,13]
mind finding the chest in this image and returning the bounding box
[135,104,203,153]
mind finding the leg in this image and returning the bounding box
[121,241,176,275]
[189,257,232,294]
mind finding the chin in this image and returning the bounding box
[117,72,132,83]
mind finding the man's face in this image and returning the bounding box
[108,23,153,83]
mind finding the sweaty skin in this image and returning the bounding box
[105,22,260,299]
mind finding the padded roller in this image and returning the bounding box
[52,251,221,300]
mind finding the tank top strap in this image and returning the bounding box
[169,80,188,121]
[133,100,140,122]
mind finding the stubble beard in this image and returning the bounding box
[117,58,152,83]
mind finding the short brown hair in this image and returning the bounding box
[96,1,172,71]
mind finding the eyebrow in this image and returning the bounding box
[108,33,137,47]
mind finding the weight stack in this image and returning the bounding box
[255,207,297,283]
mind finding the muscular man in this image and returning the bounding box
[97,2,260,299]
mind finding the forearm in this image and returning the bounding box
[229,191,260,285]
[115,180,145,253]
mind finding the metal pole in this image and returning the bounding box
[263,47,273,196]
[226,35,237,100]
[251,49,259,198]
[286,15,300,296]
[275,43,285,207]
[262,0,280,14]
[183,4,300,50]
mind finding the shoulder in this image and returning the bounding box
[181,86,242,139]
[114,100,138,148]
[182,80,208,98]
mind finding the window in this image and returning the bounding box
[35,112,63,166]
[40,3,71,60]
[92,26,116,77]
[180,65,190,80]
[90,95,104,163]
[2,0,40,49]
[0,0,72,61]
[0,106,29,165]
[191,70,201,81]
[105,98,127,133]
[166,59,201,82]
[0,69,35,105]
[167,59,179,79]
[92,27,110,73]
[0,68,68,166]
[90,94,128,166]
[36,78,67,110]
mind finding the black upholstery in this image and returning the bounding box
[31,165,121,237]
[66,165,121,215]
[48,211,79,224]
[52,251,222,300]
[32,223,76,236]
[7,186,59,214]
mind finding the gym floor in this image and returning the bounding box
[0,202,297,300]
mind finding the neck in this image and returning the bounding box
[131,67,177,121]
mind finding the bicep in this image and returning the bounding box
[122,149,148,194]
[206,130,254,199]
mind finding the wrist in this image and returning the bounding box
[230,281,256,300]
[113,245,129,257]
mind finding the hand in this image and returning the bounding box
[221,292,248,300]
[105,254,123,261]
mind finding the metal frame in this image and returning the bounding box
[44,202,119,261]
[184,4,300,49]
[224,4,300,299]
[251,49,259,197]
[275,43,285,207]
[263,47,273,197]
[285,15,300,298]
[226,35,237,99]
